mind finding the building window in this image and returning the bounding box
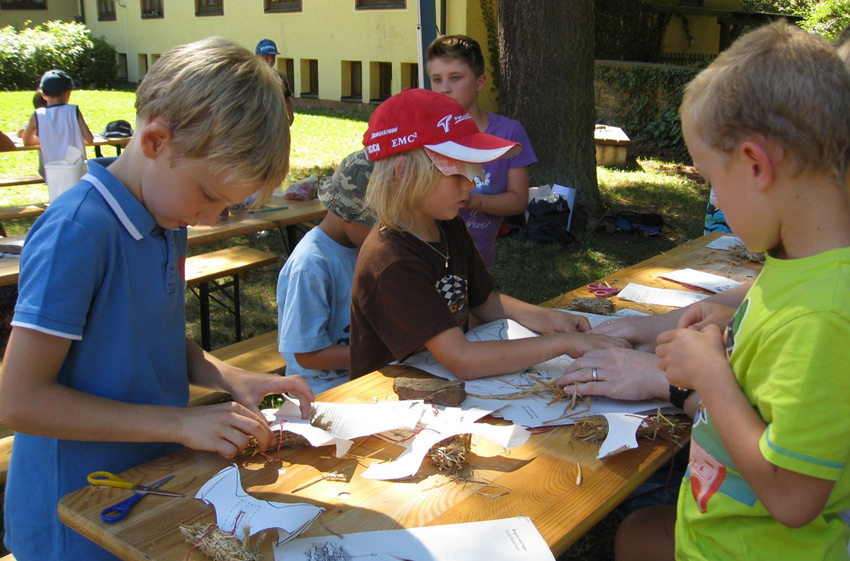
[401,62,418,90]
[0,0,47,9]
[300,59,318,98]
[265,0,300,13]
[141,0,163,18]
[117,53,128,80]
[97,0,116,21]
[341,61,362,102]
[370,61,391,102]
[196,0,222,16]
[355,0,404,9]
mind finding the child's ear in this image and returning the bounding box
[393,153,410,180]
[138,118,173,159]
[740,139,774,192]
[476,73,487,93]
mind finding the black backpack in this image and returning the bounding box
[519,196,573,244]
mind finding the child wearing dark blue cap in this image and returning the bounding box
[255,38,294,124]
[22,69,94,167]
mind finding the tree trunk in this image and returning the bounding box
[498,0,603,220]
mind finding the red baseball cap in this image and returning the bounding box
[363,88,521,165]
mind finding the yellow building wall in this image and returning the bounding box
[84,1,498,106]
[645,0,743,57]
[0,0,78,28]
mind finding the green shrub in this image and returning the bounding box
[596,63,699,162]
[801,0,850,42]
[0,21,118,91]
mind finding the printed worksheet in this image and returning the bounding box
[617,282,710,308]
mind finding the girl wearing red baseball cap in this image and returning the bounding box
[349,88,628,380]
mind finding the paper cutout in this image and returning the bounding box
[596,413,645,459]
[361,405,530,480]
[274,516,556,561]
[402,319,664,427]
[195,464,324,545]
[263,399,354,457]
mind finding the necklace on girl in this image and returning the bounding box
[401,221,450,269]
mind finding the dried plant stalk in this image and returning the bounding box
[572,411,690,445]
[180,522,261,561]
[730,244,765,264]
[568,297,615,315]
[238,430,309,458]
[428,434,472,474]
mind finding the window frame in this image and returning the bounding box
[195,0,223,16]
[0,0,47,9]
[264,0,300,13]
[355,0,404,10]
[97,0,116,21]
[140,0,163,19]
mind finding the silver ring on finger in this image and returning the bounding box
[592,368,599,381]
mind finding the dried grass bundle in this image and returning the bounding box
[572,412,690,445]
[730,244,765,264]
[428,434,472,474]
[569,297,615,315]
[180,522,261,561]
[238,430,309,458]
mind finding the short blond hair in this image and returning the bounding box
[366,148,440,230]
[681,22,850,183]
[135,37,289,201]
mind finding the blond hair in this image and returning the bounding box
[134,37,290,201]
[366,148,440,230]
[681,22,850,183]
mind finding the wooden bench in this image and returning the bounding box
[185,246,278,351]
[0,175,44,189]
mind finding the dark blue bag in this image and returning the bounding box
[614,212,665,236]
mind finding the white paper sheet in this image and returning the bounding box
[195,464,324,545]
[705,235,743,250]
[273,516,556,561]
[660,268,741,293]
[617,282,709,308]
[263,400,355,457]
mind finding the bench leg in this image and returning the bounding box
[232,275,242,343]
[198,282,212,351]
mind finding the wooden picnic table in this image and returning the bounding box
[0,198,327,287]
[56,232,761,560]
[4,132,131,159]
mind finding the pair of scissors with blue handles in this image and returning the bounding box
[587,282,620,298]
[87,471,184,523]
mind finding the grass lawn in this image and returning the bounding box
[0,90,706,561]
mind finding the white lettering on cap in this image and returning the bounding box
[437,115,452,133]
[366,143,380,154]
[370,127,398,139]
[391,133,418,147]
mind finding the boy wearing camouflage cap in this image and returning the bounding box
[276,149,376,393]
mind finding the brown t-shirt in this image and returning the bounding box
[349,217,494,378]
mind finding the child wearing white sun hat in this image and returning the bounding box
[349,88,629,379]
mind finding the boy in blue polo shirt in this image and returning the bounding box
[0,37,314,561]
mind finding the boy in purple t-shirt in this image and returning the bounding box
[426,34,537,268]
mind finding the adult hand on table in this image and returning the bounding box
[554,347,669,401]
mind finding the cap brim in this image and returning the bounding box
[425,133,521,164]
[425,149,484,183]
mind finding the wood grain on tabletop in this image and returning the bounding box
[58,365,677,561]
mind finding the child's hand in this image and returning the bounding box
[543,309,591,333]
[178,401,276,459]
[656,324,727,390]
[559,332,631,358]
[227,372,315,420]
[677,302,736,331]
